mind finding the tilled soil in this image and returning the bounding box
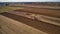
[14,7,60,18]
[0,12,60,34]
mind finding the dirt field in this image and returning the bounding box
[14,7,60,18]
[0,15,47,34]
[0,12,60,34]
[0,5,60,34]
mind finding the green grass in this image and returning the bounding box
[0,6,23,13]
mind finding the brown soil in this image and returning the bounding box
[0,12,60,34]
[14,7,60,18]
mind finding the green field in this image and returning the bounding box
[0,6,23,13]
